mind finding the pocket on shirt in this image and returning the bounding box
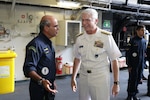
[91,47,105,60]
[78,47,87,57]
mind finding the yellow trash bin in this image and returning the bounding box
[0,50,17,94]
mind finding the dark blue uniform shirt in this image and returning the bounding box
[23,32,56,82]
[127,36,146,68]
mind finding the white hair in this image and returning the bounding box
[81,8,98,19]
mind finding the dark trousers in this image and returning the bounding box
[29,81,55,100]
[127,66,143,96]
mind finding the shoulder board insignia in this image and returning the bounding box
[100,29,112,35]
[76,32,83,37]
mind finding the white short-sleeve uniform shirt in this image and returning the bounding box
[74,27,121,71]
[73,27,122,100]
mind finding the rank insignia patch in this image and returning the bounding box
[94,40,103,48]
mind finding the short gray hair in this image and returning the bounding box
[39,20,50,32]
[81,8,98,19]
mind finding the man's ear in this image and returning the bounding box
[44,25,49,32]
[95,19,99,24]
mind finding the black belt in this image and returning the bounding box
[87,70,92,73]
[31,78,55,84]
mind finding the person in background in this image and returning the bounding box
[23,15,59,100]
[147,33,150,96]
[71,8,122,100]
[139,29,149,84]
[126,25,147,100]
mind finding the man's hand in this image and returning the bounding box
[42,79,58,94]
[71,79,77,92]
[112,84,120,97]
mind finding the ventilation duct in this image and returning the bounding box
[78,0,112,3]
[78,0,112,10]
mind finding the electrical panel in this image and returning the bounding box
[56,20,82,46]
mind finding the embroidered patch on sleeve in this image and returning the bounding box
[28,46,37,53]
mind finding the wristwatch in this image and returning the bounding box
[38,78,45,85]
[114,81,119,85]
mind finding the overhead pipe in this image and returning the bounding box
[130,19,150,25]
[82,1,150,17]
[111,1,150,10]
[10,0,16,16]
[109,9,150,17]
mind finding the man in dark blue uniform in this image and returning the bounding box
[23,15,59,100]
[126,25,147,100]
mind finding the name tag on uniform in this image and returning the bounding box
[79,45,84,48]
[44,47,49,54]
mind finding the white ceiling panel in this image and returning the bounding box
[15,0,57,6]
[0,0,57,6]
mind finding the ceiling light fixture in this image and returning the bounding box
[50,0,81,9]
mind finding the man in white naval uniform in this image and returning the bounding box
[71,8,122,100]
